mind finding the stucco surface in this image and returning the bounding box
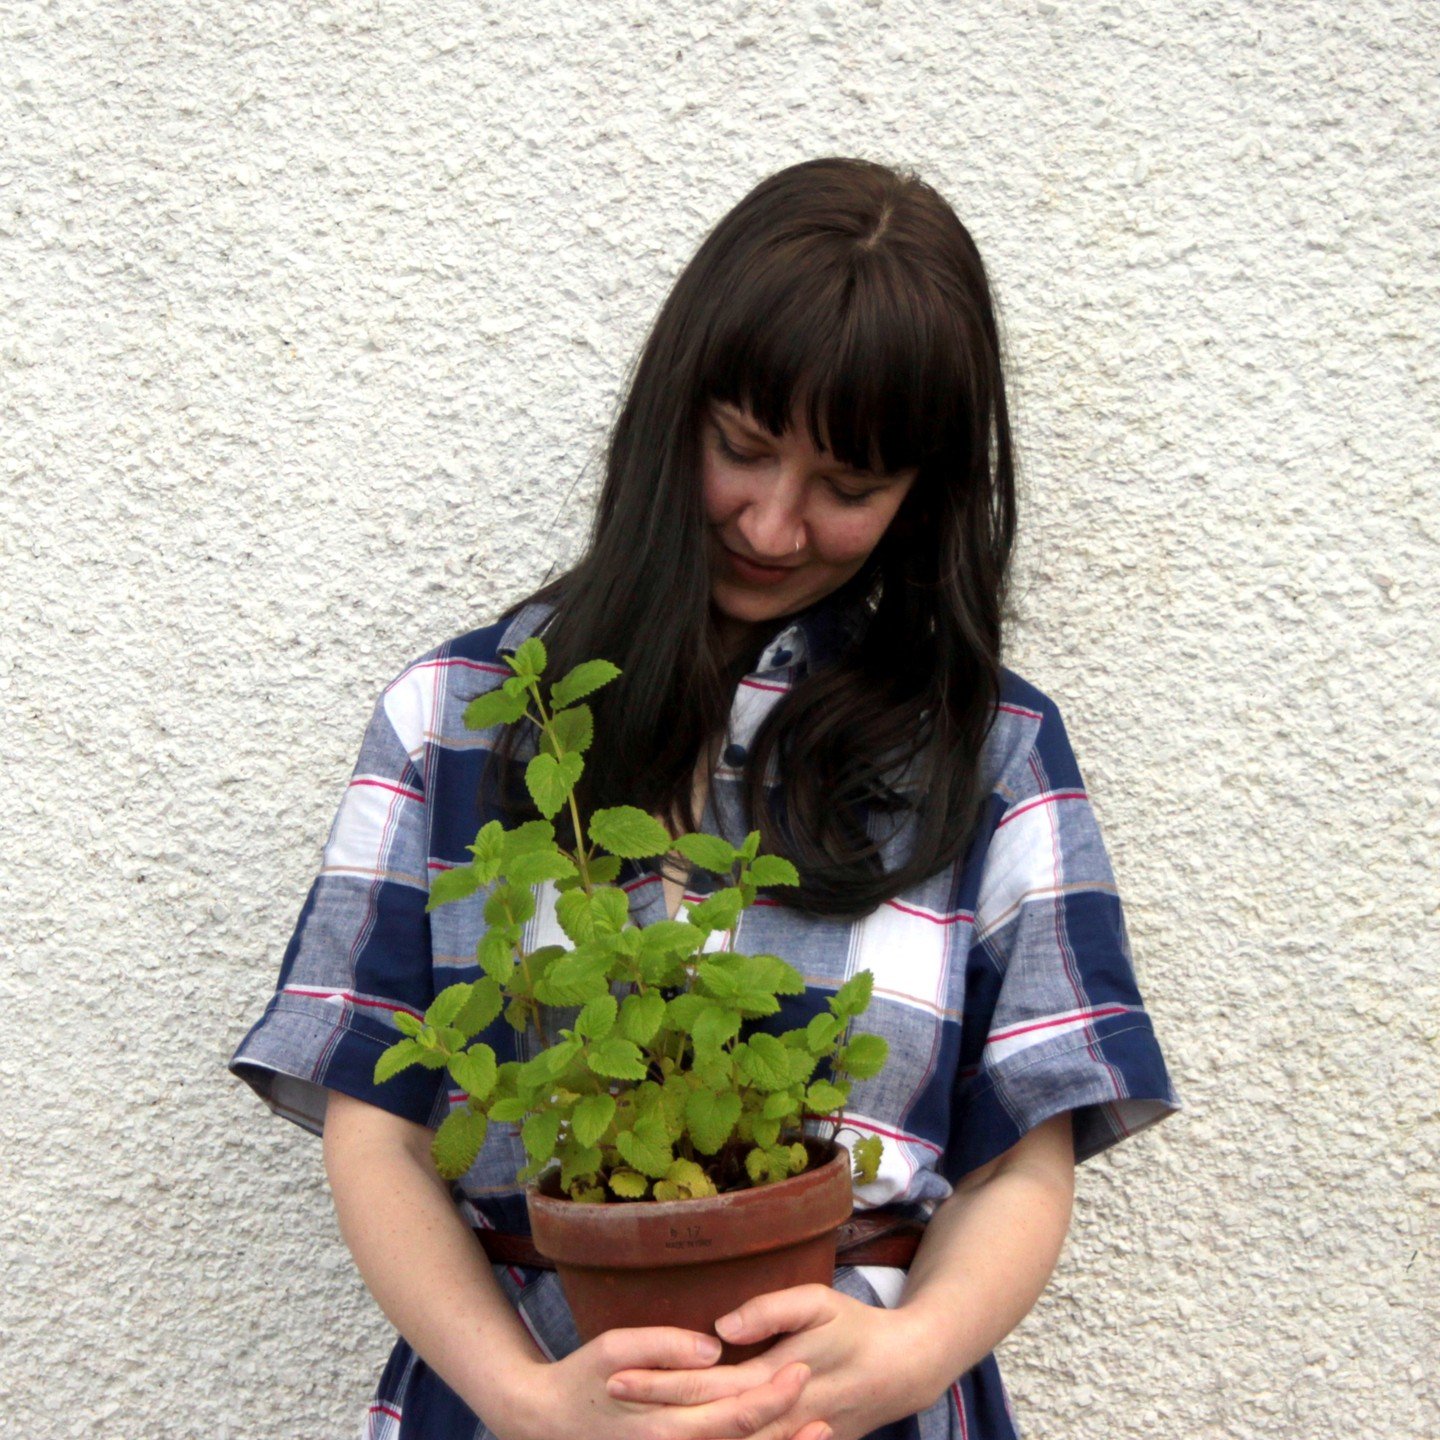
[2,1,1435,1436]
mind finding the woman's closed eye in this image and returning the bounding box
[712,431,880,507]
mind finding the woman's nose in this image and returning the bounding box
[738,471,806,558]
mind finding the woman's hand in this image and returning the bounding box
[506,1324,815,1440]
[601,1284,923,1440]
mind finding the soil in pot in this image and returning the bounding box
[525,1135,855,1363]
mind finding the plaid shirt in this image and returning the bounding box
[229,596,1181,1440]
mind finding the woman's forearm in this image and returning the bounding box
[321,1090,545,1432]
[888,1113,1076,1411]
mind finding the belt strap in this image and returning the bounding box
[473,1206,926,1272]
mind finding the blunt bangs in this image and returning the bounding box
[695,245,973,480]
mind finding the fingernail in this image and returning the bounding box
[816,1428,834,1440]
[715,1313,741,1337]
[606,1379,629,1397]
[696,1336,723,1360]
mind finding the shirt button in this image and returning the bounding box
[723,743,747,767]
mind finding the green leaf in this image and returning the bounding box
[589,887,631,935]
[570,1092,616,1148]
[487,1096,531,1123]
[373,1038,426,1084]
[560,1140,604,1191]
[427,864,481,912]
[608,1169,649,1199]
[525,751,584,820]
[475,929,516,985]
[548,704,594,757]
[804,1079,849,1113]
[838,1032,889,1080]
[851,1134,883,1185]
[508,636,548,679]
[747,854,801,887]
[744,954,806,997]
[550,659,621,709]
[664,992,708,1033]
[762,1089,800,1120]
[448,1045,499,1101]
[465,820,507,881]
[685,1089,742,1154]
[685,886,745,933]
[500,820,557,863]
[425,982,473,1029]
[536,1038,583,1080]
[484,882,536,929]
[431,1106,488,1180]
[463,687,528,732]
[830,970,875,1020]
[787,1048,819,1085]
[745,1144,790,1186]
[739,1033,792,1092]
[587,1036,649,1080]
[587,806,672,859]
[692,1004,741,1051]
[658,1158,717,1200]
[616,1116,673,1180]
[740,830,761,861]
[521,1107,562,1164]
[534,951,612,1006]
[617,990,666,1045]
[671,833,737,875]
[805,1012,841,1053]
[753,1114,781,1148]
[585,854,623,884]
[576,993,618,1041]
[638,920,705,961]
[453,978,504,1037]
[504,996,530,1032]
[393,1011,423,1039]
[506,849,579,886]
[694,1046,734,1089]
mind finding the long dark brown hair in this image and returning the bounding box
[482,156,1017,920]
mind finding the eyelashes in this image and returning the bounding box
[711,430,879,507]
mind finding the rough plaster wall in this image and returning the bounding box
[2,1,1435,1436]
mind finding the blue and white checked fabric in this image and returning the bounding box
[230,595,1181,1440]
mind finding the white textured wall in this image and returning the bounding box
[3,2,1435,1436]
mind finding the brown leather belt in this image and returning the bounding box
[474,1207,926,1272]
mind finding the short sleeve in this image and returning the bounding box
[227,671,448,1138]
[948,696,1182,1180]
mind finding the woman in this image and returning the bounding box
[230,156,1180,1440]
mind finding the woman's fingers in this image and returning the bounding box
[606,1356,772,1405]
[664,1360,811,1440]
[592,1325,725,1376]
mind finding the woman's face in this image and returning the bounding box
[701,397,919,655]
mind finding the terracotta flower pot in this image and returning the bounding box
[525,1136,854,1363]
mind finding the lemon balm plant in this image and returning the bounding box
[372,636,888,1203]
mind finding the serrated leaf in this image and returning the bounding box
[534,952,611,1006]
[838,1032,889,1080]
[590,887,631,935]
[393,1011,423,1039]
[525,751,584,820]
[685,1089,742,1154]
[685,886,744,933]
[805,1079,849,1113]
[509,636,547,679]
[453,977,504,1037]
[763,1089,800,1120]
[617,990,666,1045]
[747,854,800,887]
[463,688,529,731]
[548,704,594,757]
[506,849,579,886]
[830,970,875,1020]
[466,820,506,881]
[587,1036,648,1080]
[569,1183,606,1204]
[787,1048,819,1085]
[576,993,618,1041]
[373,1038,425,1084]
[747,954,806,996]
[851,1134,883,1185]
[500,820,556,861]
[570,1092,616,1148]
[787,1142,809,1174]
[745,1144,788,1186]
[475,929,516,985]
[448,1046,498,1101]
[487,1096,531,1123]
[753,1114,780,1148]
[521,1107,562,1164]
[608,1169,649,1199]
[484,882,536,929]
[559,1140,604,1191]
[616,1117,673,1179]
[585,854,623,884]
[740,1033,792,1092]
[663,1158,717,1198]
[692,1004,741,1051]
[431,1106,488,1180]
[696,959,739,999]
[664,992,708,1033]
[503,996,530,1032]
[671,832,737,875]
[550,659,621,709]
[427,863,481,912]
[694,1046,734,1089]
[805,1012,841,1053]
[587,806,672,859]
[638,920,705,961]
[536,1038,583,1079]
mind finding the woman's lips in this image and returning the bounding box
[722,546,801,585]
